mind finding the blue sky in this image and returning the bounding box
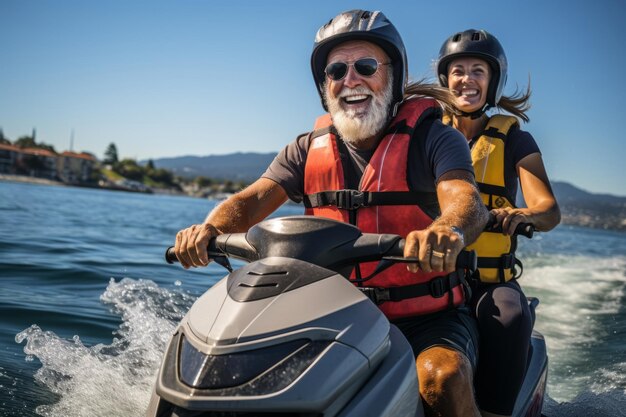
[2,0,625,196]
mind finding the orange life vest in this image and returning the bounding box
[304,98,465,319]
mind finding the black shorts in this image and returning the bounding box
[391,306,479,369]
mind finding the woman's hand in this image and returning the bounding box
[489,207,530,236]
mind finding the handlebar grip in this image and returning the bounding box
[384,243,477,272]
[515,223,534,239]
[486,213,534,238]
[165,246,177,264]
[164,234,251,269]
[164,238,221,265]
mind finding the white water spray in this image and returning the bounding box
[15,278,195,417]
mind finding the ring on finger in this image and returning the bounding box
[431,250,445,259]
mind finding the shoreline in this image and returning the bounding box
[0,174,67,187]
[1,174,198,199]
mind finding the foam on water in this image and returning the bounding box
[15,278,195,417]
[522,252,626,409]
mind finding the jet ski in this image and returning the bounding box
[146,215,547,417]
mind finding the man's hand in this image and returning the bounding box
[175,223,220,269]
[404,224,465,273]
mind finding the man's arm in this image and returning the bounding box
[175,178,288,269]
[404,170,488,273]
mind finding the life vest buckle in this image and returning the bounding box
[500,253,515,269]
[359,287,390,305]
[429,276,449,298]
[336,190,368,210]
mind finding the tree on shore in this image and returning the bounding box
[115,158,144,181]
[0,129,9,144]
[194,176,214,188]
[14,135,57,153]
[103,143,119,165]
[15,136,37,148]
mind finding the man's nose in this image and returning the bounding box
[342,65,363,88]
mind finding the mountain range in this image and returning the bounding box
[147,152,276,183]
[147,152,625,231]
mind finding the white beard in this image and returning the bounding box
[324,73,394,147]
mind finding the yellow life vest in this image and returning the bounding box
[445,114,520,283]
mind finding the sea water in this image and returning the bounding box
[1,181,624,416]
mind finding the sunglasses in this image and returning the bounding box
[324,58,390,81]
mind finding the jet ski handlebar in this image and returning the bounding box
[165,231,477,272]
[381,238,477,272]
[165,232,255,265]
[486,213,534,238]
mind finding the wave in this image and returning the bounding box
[519,251,626,405]
[15,278,194,417]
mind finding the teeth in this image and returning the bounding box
[344,94,368,103]
[461,89,478,96]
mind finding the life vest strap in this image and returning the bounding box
[481,126,508,141]
[359,271,463,305]
[477,253,516,270]
[303,189,438,211]
[477,254,518,283]
[476,182,516,206]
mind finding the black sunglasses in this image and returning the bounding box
[324,58,390,81]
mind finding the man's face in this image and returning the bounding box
[323,40,393,147]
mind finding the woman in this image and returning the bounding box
[433,29,561,417]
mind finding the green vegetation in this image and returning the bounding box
[9,133,57,154]
[101,168,124,181]
[110,158,178,189]
[0,129,9,144]
[103,143,119,165]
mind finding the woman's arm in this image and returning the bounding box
[492,152,561,234]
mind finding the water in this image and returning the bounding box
[1,181,624,416]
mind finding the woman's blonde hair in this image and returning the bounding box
[495,81,532,122]
[404,78,459,115]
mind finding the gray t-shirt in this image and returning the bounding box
[262,116,474,204]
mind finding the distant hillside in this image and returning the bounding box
[148,153,625,231]
[146,152,276,182]
[550,181,625,231]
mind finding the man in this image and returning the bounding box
[175,10,488,417]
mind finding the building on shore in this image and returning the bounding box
[0,144,20,174]
[58,151,98,184]
[0,144,97,183]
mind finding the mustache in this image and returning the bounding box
[338,86,373,98]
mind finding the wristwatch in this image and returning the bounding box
[450,226,465,244]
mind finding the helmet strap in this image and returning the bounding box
[458,103,489,120]
[391,101,400,118]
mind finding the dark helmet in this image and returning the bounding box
[436,29,507,109]
[311,10,408,112]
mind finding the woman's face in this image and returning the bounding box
[447,57,491,113]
